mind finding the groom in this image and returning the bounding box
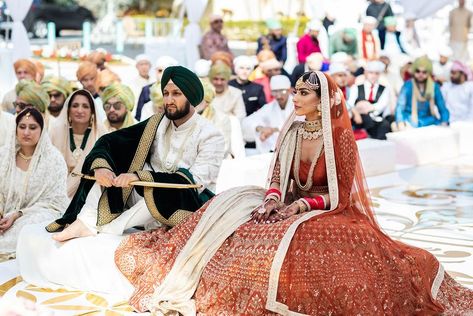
[48,66,225,240]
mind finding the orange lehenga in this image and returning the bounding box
[115,72,473,315]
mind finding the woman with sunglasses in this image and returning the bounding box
[395,56,450,130]
[0,108,68,258]
[50,89,107,198]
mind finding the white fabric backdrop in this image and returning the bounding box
[183,0,208,68]
[5,0,32,60]
[398,0,454,19]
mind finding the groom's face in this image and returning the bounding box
[163,81,191,120]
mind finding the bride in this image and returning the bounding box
[19,71,473,315]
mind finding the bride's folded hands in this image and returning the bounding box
[251,199,282,224]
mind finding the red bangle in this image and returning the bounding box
[303,196,325,210]
[265,188,281,198]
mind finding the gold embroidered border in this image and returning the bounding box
[143,186,192,227]
[97,188,120,226]
[90,158,112,171]
[45,221,63,233]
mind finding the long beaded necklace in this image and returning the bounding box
[157,120,197,173]
[69,127,91,161]
[294,121,324,191]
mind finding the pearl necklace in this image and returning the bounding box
[297,120,323,140]
[18,151,33,162]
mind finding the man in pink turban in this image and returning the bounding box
[441,60,473,122]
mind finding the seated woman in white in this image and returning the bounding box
[0,108,68,257]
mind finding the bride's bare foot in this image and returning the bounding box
[52,220,95,242]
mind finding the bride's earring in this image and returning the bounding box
[89,114,94,126]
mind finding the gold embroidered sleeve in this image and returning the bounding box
[270,159,281,184]
[90,158,112,171]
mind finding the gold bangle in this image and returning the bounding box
[296,200,307,213]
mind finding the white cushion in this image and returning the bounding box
[356,139,396,176]
[450,121,473,155]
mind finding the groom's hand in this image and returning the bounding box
[94,168,116,187]
[113,173,139,188]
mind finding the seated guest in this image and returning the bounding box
[291,52,325,87]
[135,56,178,121]
[197,80,245,159]
[381,16,407,55]
[329,63,351,99]
[209,62,247,119]
[229,56,267,116]
[254,58,283,103]
[242,75,293,153]
[257,19,287,64]
[347,60,392,140]
[0,110,14,148]
[441,60,473,122]
[14,81,50,127]
[76,61,105,122]
[433,47,453,86]
[395,56,449,129]
[129,54,153,118]
[249,49,277,81]
[329,28,358,57]
[140,82,165,121]
[1,59,37,113]
[0,108,68,256]
[50,89,107,198]
[96,69,121,94]
[102,83,138,132]
[87,50,107,71]
[41,75,72,128]
[358,16,381,64]
[296,19,328,63]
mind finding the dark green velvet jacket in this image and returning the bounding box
[46,113,213,232]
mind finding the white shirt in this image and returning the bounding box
[150,112,225,192]
[347,81,392,117]
[242,96,294,153]
[441,81,473,122]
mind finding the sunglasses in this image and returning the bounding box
[415,69,428,74]
[103,102,124,111]
[48,92,63,99]
[13,101,34,111]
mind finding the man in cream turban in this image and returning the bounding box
[1,59,37,113]
[209,62,246,119]
[101,83,137,132]
[50,65,225,241]
[41,75,72,118]
[76,61,106,122]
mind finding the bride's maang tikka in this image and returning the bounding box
[295,72,320,91]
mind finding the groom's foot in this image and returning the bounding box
[52,219,95,242]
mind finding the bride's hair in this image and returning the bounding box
[16,107,44,131]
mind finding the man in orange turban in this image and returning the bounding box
[1,59,38,112]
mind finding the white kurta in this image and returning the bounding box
[211,86,247,119]
[127,75,153,118]
[0,111,14,148]
[242,97,294,153]
[441,81,473,122]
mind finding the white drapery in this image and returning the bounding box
[5,0,32,60]
[398,0,453,19]
[183,0,208,68]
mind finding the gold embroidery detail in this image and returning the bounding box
[96,113,164,226]
[90,158,112,171]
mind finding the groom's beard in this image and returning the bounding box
[165,101,191,120]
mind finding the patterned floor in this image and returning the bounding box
[0,155,472,314]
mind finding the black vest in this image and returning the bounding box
[355,83,385,104]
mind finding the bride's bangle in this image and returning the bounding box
[296,199,308,213]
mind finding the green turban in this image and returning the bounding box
[208,62,232,81]
[15,80,49,113]
[150,82,163,105]
[343,28,357,41]
[384,16,397,27]
[161,66,204,106]
[412,56,433,74]
[41,75,72,98]
[201,79,215,104]
[102,83,135,111]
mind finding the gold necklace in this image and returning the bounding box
[293,129,324,191]
[18,151,33,162]
[298,120,323,140]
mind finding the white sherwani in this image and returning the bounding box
[211,86,247,119]
[78,112,225,235]
[242,97,294,153]
[441,81,473,122]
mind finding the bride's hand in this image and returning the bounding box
[268,202,301,223]
[251,199,282,224]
